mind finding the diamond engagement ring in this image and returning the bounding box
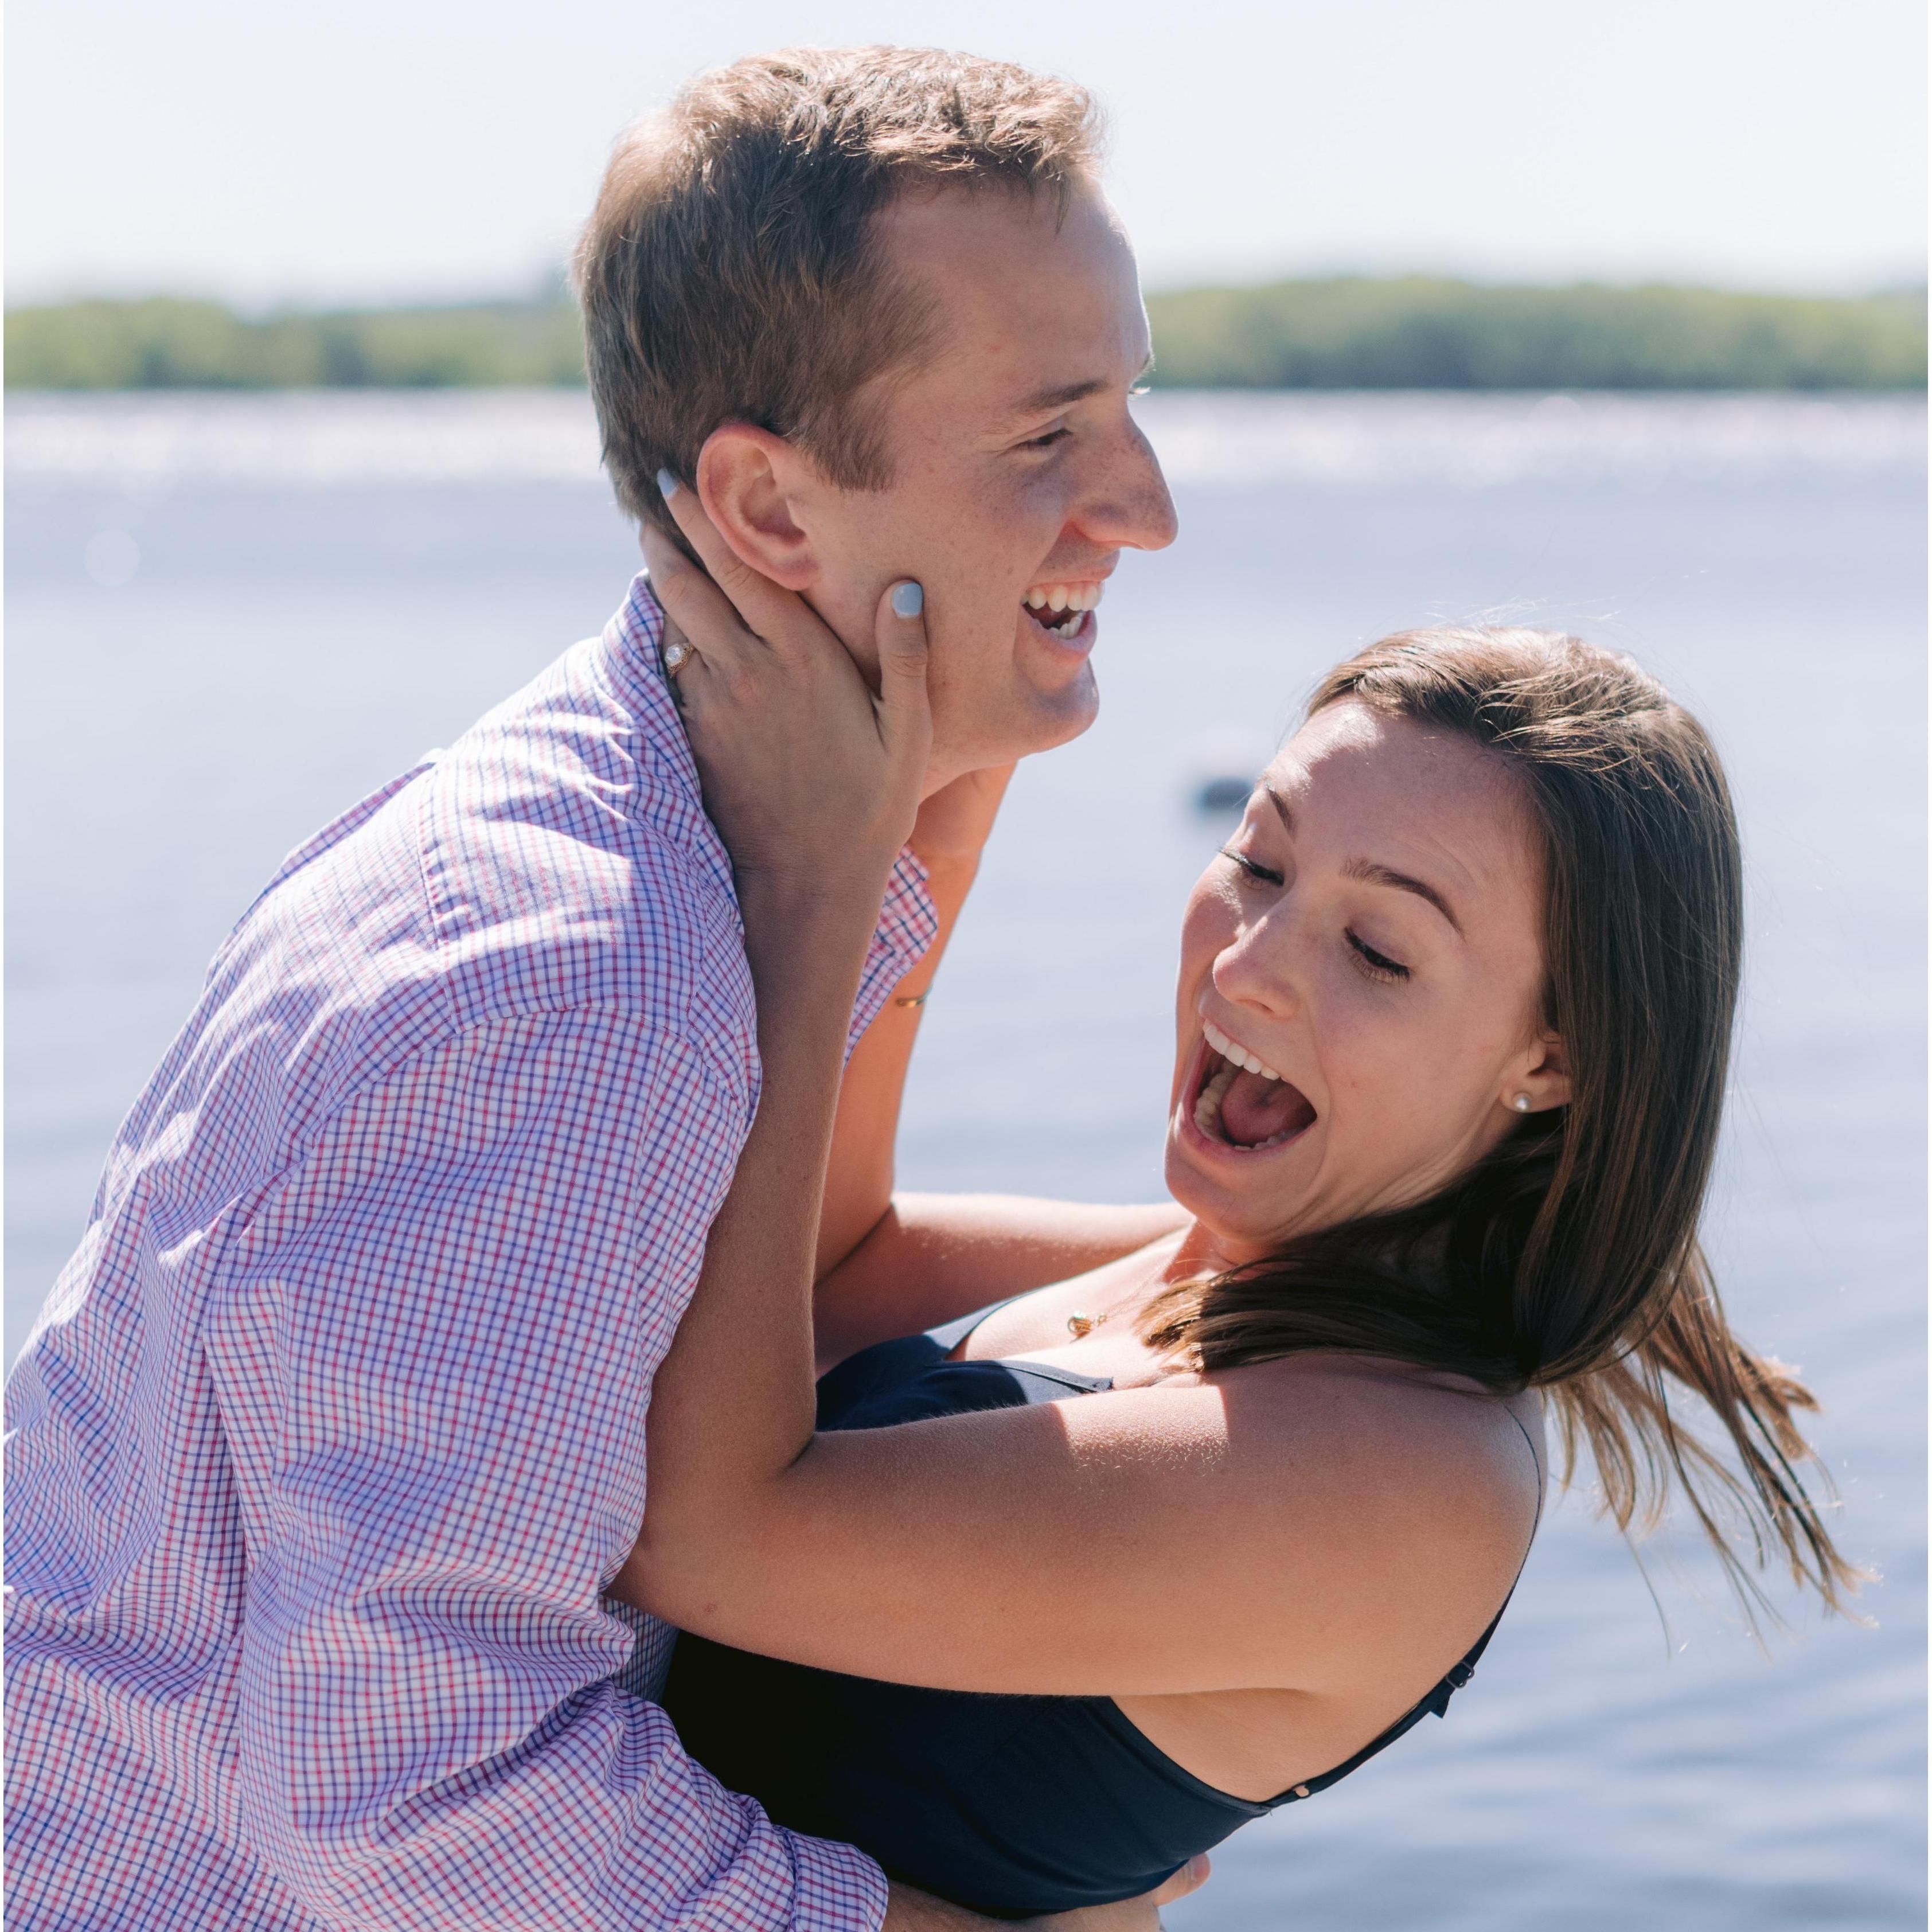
[662,639,694,676]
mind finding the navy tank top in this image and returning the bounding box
[662,1305,1529,1919]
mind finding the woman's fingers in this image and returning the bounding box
[873,580,933,796]
[655,470,817,658]
[638,520,735,675]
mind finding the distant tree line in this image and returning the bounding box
[1142,278,1926,390]
[6,280,1925,392]
[5,298,586,390]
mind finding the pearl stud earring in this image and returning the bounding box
[1511,1094,1532,1113]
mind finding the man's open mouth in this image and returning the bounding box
[1190,1018,1317,1151]
[1022,581,1104,641]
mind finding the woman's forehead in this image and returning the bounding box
[1271,702,1513,806]
[1266,704,1543,908]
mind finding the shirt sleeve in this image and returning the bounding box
[210,1008,888,1932]
[852,848,939,1046]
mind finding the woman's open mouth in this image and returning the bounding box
[1187,1019,1317,1153]
[1021,581,1103,644]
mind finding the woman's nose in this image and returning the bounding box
[1212,926,1299,1020]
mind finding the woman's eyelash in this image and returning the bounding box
[1220,850,1410,981]
[1219,847,1284,885]
[1347,930,1411,982]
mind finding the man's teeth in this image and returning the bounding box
[1201,1018,1283,1084]
[1024,584,1104,612]
[1023,584,1104,635]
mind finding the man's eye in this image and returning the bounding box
[1020,426,1072,451]
[1219,848,1283,886]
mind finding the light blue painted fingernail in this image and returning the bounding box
[891,581,924,619]
[655,467,682,499]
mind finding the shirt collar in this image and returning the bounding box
[596,571,736,896]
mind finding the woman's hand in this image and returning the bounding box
[643,486,930,906]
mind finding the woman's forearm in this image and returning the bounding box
[815,1193,1189,1371]
[815,764,1014,1284]
[814,851,982,1282]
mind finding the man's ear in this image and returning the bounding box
[1505,1031,1572,1116]
[693,424,822,592]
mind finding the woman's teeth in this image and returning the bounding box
[1193,1020,1305,1150]
[1023,583,1104,638]
[1193,1060,1242,1137]
[1201,1018,1283,1084]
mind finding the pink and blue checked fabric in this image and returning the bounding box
[5,575,935,1931]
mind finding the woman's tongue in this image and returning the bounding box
[1221,1067,1313,1148]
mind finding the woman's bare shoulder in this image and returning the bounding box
[1175,1354,1544,1687]
[1208,1352,1543,1521]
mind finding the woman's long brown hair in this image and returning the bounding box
[1141,627,1861,1619]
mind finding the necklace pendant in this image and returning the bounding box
[1066,1312,1095,1338]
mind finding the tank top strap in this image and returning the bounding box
[923,1291,1032,1353]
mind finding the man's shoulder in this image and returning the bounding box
[416,624,748,1033]
[195,614,752,1129]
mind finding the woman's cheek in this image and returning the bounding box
[1178,879,1235,983]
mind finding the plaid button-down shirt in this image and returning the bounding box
[6,575,935,1931]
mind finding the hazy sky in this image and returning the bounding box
[8,0,1925,307]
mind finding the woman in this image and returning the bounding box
[614,505,1859,1922]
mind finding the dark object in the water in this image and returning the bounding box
[1193,775,1253,814]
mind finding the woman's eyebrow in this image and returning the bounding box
[1261,787,1462,931]
[1340,857,1463,935]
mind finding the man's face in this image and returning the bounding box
[786,181,1178,790]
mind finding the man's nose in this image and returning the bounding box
[1078,416,1178,553]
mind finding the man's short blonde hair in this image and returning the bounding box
[575,47,1100,528]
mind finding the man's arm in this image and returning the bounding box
[221,1011,891,1932]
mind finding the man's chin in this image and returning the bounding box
[930,660,1099,779]
[1014,667,1100,759]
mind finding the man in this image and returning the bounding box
[6,45,1178,1932]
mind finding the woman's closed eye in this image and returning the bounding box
[1346,930,1411,983]
[1219,846,1283,886]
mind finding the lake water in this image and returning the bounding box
[7,391,1926,1929]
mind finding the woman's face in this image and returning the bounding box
[1166,700,1570,1263]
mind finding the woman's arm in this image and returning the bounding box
[814,1193,1189,1371]
[813,770,1012,1283]
[635,489,1535,1707]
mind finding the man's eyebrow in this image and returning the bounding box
[1341,857,1463,935]
[1011,355,1157,420]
